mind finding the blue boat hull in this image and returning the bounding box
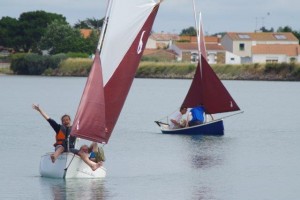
[161,120,224,136]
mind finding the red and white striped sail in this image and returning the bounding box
[71,0,161,144]
[181,15,240,114]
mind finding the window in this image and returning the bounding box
[230,58,235,61]
[191,53,198,62]
[239,43,245,51]
[238,34,250,39]
[274,34,287,40]
[266,59,278,63]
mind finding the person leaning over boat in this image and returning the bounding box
[187,105,205,127]
[78,144,103,171]
[32,104,78,163]
[169,106,187,129]
[89,142,105,163]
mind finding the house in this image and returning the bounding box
[169,36,239,64]
[221,32,300,63]
[142,49,177,61]
[146,33,180,49]
[0,46,11,57]
[80,29,93,38]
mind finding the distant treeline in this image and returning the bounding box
[6,53,300,81]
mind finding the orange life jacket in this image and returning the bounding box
[53,126,76,148]
[54,129,66,146]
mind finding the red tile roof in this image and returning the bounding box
[80,29,93,38]
[174,42,224,51]
[252,44,300,56]
[150,33,180,41]
[179,36,220,43]
[226,32,298,41]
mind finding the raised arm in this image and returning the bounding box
[32,104,50,120]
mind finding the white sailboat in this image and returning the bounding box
[39,0,162,179]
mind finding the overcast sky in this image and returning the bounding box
[1,0,299,35]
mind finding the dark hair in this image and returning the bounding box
[61,114,71,121]
[180,106,187,111]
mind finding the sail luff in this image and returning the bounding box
[199,12,207,59]
[71,1,161,144]
[97,0,113,51]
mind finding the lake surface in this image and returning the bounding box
[0,75,300,200]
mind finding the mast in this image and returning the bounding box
[192,0,200,57]
[192,0,203,81]
[97,0,113,52]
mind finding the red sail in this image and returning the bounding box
[70,51,106,143]
[104,6,160,141]
[182,55,240,114]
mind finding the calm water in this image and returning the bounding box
[0,75,300,200]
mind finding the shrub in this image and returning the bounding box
[10,53,68,75]
[57,58,92,76]
[66,52,90,58]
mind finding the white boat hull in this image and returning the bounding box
[40,152,106,179]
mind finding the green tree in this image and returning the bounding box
[277,26,293,32]
[74,18,104,29]
[277,26,300,43]
[82,29,100,54]
[0,17,20,49]
[180,26,197,36]
[39,20,97,54]
[18,10,67,52]
[260,26,274,32]
[0,11,67,52]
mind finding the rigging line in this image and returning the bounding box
[220,111,244,120]
[63,153,76,178]
[157,107,181,122]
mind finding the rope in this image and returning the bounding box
[157,107,180,122]
[63,153,76,178]
[221,111,244,120]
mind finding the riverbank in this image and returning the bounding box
[3,60,300,81]
[136,62,300,81]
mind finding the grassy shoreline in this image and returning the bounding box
[136,62,300,81]
[2,59,300,81]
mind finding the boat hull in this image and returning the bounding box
[161,119,224,135]
[40,152,106,179]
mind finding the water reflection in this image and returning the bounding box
[187,136,227,169]
[188,136,226,169]
[40,178,107,200]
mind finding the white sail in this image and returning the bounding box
[100,0,159,85]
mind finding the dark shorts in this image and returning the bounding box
[55,145,79,154]
[69,148,79,154]
[188,120,203,127]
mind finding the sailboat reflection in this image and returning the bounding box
[40,178,107,200]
